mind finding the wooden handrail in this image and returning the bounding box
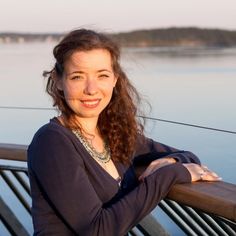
[167,181,236,222]
[0,143,27,161]
[0,143,236,223]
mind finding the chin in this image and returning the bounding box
[75,111,100,118]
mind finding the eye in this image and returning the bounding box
[99,74,109,79]
[71,75,83,80]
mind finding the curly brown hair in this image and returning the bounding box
[44,28,144,165]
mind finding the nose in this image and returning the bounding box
[83,78,98,95]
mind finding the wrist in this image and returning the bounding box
[168,158,177,164]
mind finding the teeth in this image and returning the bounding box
[82,100,99,105]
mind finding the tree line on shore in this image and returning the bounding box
[1,27,236,47]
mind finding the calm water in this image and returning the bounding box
[0,43,236,235]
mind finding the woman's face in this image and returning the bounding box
[58,49,117,122]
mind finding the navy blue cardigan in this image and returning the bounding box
[27,118,200,236]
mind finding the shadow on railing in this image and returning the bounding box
[0,143,236,236]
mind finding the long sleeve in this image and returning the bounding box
[28,124,191,236]
[133,136,201,166]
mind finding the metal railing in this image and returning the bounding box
[0,144,30,235]
[0,143,236,235]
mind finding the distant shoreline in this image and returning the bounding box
[1,27,236,47]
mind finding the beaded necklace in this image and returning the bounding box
[72,129,111,164]
[73,129,122,187]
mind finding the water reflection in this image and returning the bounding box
[0,43,235,183]
[122,46,236,59]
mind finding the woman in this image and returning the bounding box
[27,29,221,236]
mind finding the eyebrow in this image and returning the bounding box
[67,71,84,76]
[67,69,112,76]
[97,69,112,73]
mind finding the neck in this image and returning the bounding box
[58,115,100,137]
[75,116,99,136]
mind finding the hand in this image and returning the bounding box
[183,163,222,182]
[139,158,176,181]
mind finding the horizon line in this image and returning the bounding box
[1,26,236,35]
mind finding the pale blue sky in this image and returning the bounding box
[0,0,235,33]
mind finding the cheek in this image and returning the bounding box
[63,84,80,99]
[102,84,115,96]
[105,78,117,90]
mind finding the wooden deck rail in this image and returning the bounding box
[0,143,27,161]
[168,181,236,223]
[1,143,236,235]
[1,143,236,222]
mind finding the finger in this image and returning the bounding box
[139,166,155,180]
[199,166,220,179]
[203,176,222,181]
[209,171,219,178]
[201,173,222,181]
[139,170,150,181]
[201,165,209,171]
[150,159,170,166]
[138,174,145,181]
[203,169,220,178]
[139,162,167,181]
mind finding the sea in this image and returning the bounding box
[0,42,236,235]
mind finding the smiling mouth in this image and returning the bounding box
[80,99,101,108]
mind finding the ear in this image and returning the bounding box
[56,80,63,91]
[52,69,63,91]
[113,76,118,88]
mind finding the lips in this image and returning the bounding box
[80,99,101,108]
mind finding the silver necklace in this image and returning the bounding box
[72,129,111,164]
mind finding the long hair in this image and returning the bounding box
[44,28,144,165]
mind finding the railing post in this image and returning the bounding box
[0,196,30,236]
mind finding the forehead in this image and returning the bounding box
[64,49,113,71]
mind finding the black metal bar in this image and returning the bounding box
[0,196,30,236]
[12,171,31,196]
[0,164,28,172]
[211,215,236,235]
[128,230,137,236]
[138,214,169,236]
[0,170,31,214]
[129,226,148,236]
[24,170,29,177]
[193,210,229,236]
[167,200,235,236]
[160,199,236,236]
[164,199,209,236]
[127,229,137,236]
[219,217,236,232]
[159,200,198,236]
[0,214,18,236]
[135,224,151,236]
[181,205,217,235]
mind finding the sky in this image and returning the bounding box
[0,0,235,33]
